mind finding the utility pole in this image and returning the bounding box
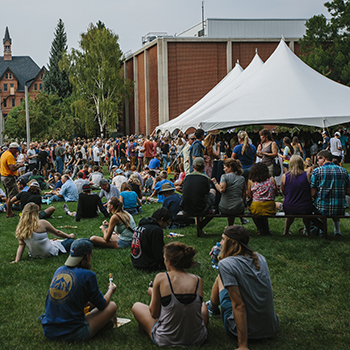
[25,78,35,145]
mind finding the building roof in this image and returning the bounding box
[3,26,11,44]
[0,56,41,90]
[178,18,308,40]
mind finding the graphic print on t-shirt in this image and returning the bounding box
[49,269,76,303]
[130,226,144,259]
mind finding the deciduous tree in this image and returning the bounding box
[60,21,133,137]
[299,0,350,86]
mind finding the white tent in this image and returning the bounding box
[157,52,263,134]
[157,40,350,134]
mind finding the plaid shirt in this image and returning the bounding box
[310,162,350,216]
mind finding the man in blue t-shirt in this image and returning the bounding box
[189,129,205,173]
[147,170,175,203]
[148,154,161,170]
[41,239,117,341]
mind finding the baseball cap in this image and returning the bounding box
[82,184,91,192]
[65,239,93,267]
[335,132,341,136]
[223,225,253,252]
[29,181,40,188]
[115,169,123,174]
[193,157,205,168]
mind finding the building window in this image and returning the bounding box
[10,84,14,88]
[41,73,44,79]
[5,73,8,79]
[3,99,6,108]
[40,83,43,90]
[12,98,15,107]
[9,73,12,79]
[20,98,23,103]
[4,84,7,91]
[34,83,37,90]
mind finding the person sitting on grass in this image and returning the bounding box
[50,174,79,202]
[99,178,120,208]
[12,202,75,263]
[160,182,194,228]
[132,241,208,347]
[131,208,171,271]
[119,182,141,215]
[90,197,136,248]
[147,170,175,204]
[41,239,117,341]
[206,225,279,349]
[63,184,109,222]
[11,180,55,219]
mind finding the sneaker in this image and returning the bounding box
[334,232,342,236]
[205,300,221,317]
[63,204,69,214]
[241,218,249,225]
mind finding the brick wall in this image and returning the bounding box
[231,42,279,68]
[167,42,227,121]
[137,53,146,135]
[148,45,158,135]
[126,58,134,134]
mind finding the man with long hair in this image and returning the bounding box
[206,226,279,349]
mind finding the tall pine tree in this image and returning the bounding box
[43,19,71,98]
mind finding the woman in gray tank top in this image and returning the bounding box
[256,129,278,177]
[132,242,208,347]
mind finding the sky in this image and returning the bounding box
[0,0,330,68]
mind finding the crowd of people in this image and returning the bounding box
[1,125,350,348]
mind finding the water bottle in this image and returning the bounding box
[211,242,221,269]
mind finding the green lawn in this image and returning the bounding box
[1,169,350,350]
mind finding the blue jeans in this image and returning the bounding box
[56,157,64,174]
[61,238,74,252]
[162,155,170,170]
[50,195,65,202]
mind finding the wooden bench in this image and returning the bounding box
[190,212,350,238]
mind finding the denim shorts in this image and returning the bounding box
[51,320,91,342]
[117,238,132,248]
[219,288,237,337]
[151,321,159,345]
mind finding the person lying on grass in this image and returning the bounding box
[90,196,136,248]
[41,239,117,341]
[132,241,208,347]
[12,202,75,263]
[206,225,279,350]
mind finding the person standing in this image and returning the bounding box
[0,142,24,217]
[181,134,195,176]
[256,129,278,177]
[329,132,342,163]
[54,142,65,174]
[27,143,38,171]
[144,137,154,165]
[189,129,205,173]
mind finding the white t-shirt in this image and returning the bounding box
[93,146,101,162]
[330,137,342,156]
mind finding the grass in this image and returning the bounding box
[1,167,350,350]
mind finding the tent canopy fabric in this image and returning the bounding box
[156,40,350,134]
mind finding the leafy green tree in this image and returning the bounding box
[4,93,83,140]
[60,21,133,137]
[299,0,350,86]
[43,19,71,98]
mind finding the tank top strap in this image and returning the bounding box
[165,272,175,295]
[194,276,200,294]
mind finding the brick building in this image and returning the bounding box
[123,19,306,135]
[0,27,45,118]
